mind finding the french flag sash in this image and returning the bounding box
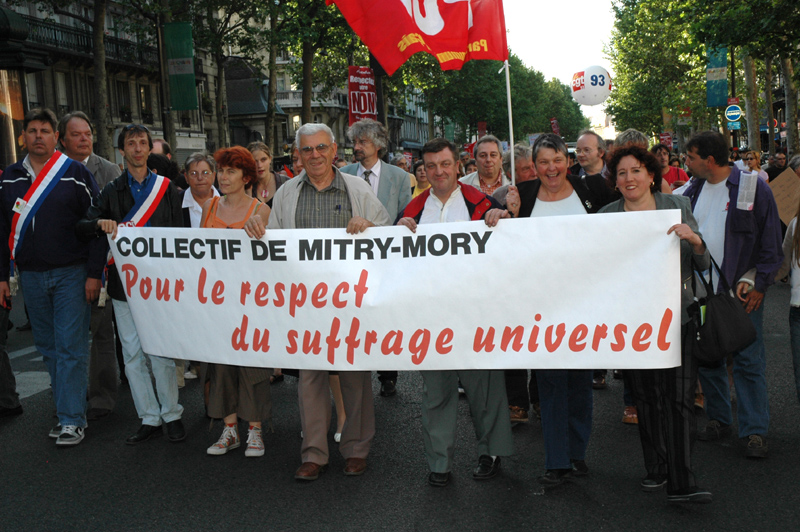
[8,151,71,272]
[107,172,170,265]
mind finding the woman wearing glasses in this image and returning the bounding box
[743,150,769,182]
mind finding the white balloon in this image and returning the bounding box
[571,66,612,106]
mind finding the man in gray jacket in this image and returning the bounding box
[340,118,411,397]
[58,111,119,421]
[245,123,389,481]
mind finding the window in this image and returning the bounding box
[55,72,70,114]
[25,72,40,108]
[277,78,286,92]
[116,80,131,119]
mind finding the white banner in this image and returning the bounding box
[108,210,682,371]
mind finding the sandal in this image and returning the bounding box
[622,406,638,424]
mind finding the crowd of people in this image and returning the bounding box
[1,107,798,506]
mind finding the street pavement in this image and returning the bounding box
[2,283,800,532]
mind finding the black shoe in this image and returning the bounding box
[698,420,732,441]
[380,380,397,397]
[538,469,572,486]
[166,419,186,442]
[570,459,589,477]
[428,471,450,487]
[640,474,667,492]
[592,376,607,389]
[0,405,23,418]
[16,321,31,332]
[125,424,161,445]
[473,455,501,480]
[86,408,111,421]
[612,370,623,380]
[667,487,712,504]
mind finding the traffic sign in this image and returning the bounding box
[728,121,741,130]
[728,97,740,105]
[725,105,742,121]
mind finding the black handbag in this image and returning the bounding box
[687,256,757,366]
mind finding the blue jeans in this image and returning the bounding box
[536,369,593,470]
[698,303,769,437]
[112,299,183,426]
[788,307,800,403]
[20,265,91,428]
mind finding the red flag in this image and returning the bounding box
[327,0,508,76]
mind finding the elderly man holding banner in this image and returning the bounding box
[244,123,390,481]
[396,137,513,487]
[78,124,187,446]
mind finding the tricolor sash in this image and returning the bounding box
[107,172,170,265]
[8,151,72,272]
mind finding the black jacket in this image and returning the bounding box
[77,171,183,301]
[516,174,615,217]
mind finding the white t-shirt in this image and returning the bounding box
[419,187,470,224]
[693,179,729,268]
[530,190,585,218]
[182,188,220,228]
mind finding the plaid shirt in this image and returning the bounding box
[295,171,353,229]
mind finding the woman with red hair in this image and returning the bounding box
[203,146,272,458]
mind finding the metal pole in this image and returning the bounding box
[502,59,516,186]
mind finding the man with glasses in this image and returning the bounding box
[78,124,186,446]
[244,123,389,481]
[765,150,788,181]
[57,111,120,422]
[575,130,607,179]
[341,119,411,398]
[0,108,104,446]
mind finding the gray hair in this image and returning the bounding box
[295,123,335,148]
[184,152,216,173]
[789,155,800,172]
[615,128,649,149]
[532,133,568,161]
[474,134,502,157]
[347,118,388,157]
[57,111,94,145]
[577,129,606,154]
[502,144,532,176]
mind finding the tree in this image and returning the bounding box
[15,0,114,159]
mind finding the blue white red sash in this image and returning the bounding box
[8,151,71,272]
[107,172,170,266]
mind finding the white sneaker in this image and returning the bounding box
[183,370,198,380]
[49,425,62,439]
[245,426,265,457]
[207,424,240,455]
[56,425,84,446]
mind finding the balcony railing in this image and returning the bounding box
[22,16,158,68]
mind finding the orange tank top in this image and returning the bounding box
[201,196,260,229]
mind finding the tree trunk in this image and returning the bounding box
[301,38,314,124]
[427,100,435,141]
[265,2,278,152]
[781,56,799,157]
[158,0,176,150]
[742,55,759,151]
[765,57,774,156]
[91,0,112,160]
[214,53,228,148]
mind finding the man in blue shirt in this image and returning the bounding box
[79,125,185,446]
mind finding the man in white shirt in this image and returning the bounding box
[396,138,512,487]
[459,135,509,196]
[683,131,783,459]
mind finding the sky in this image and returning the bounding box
[503,0,617,129]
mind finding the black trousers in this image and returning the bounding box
[504,369,539,409]
[624,327,699,493]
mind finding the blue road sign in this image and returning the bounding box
[726,105,742,121]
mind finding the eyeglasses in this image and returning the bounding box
[300,143,331,155]
[189,170,212,178]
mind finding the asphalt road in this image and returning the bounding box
[2,283,800,532]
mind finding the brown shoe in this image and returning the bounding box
[344,457,367,476]
[509,405,529,424]
[622,406,638,424]
[294,462,326,481]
